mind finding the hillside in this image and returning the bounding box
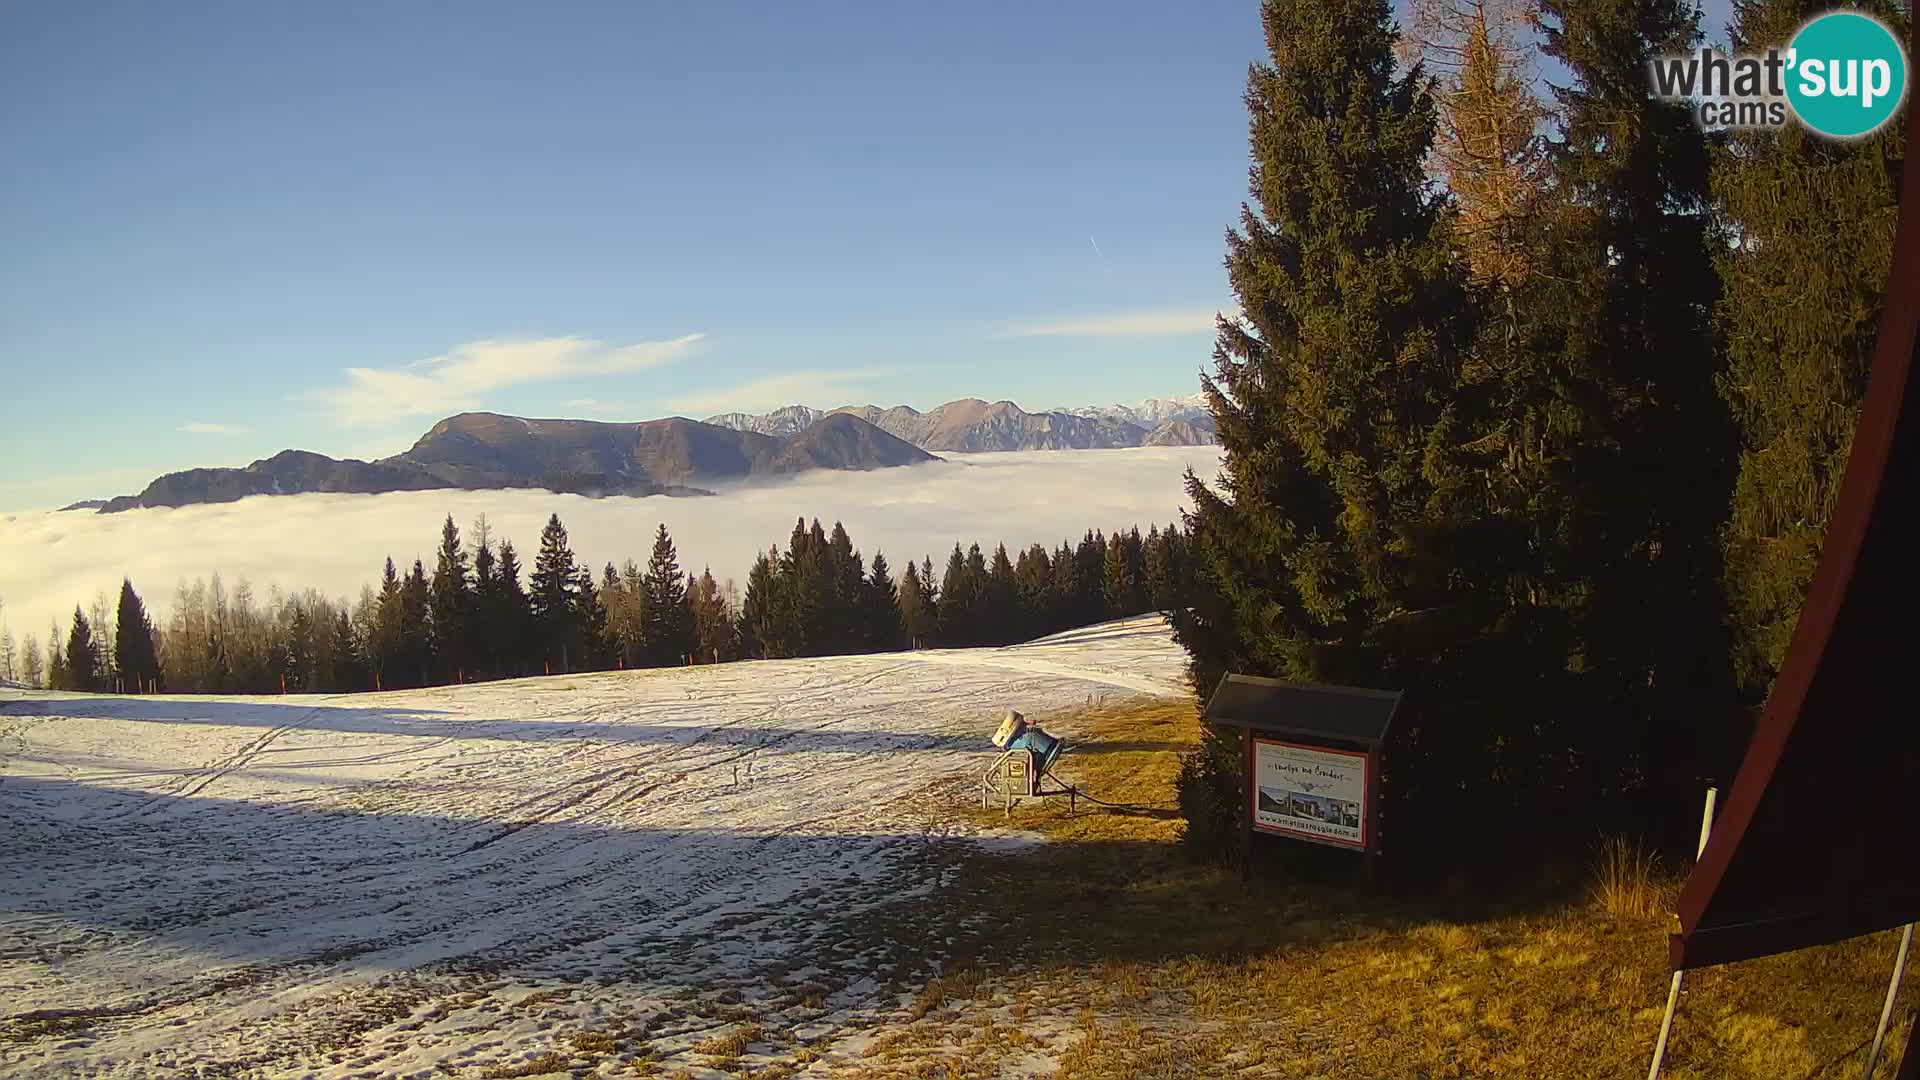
[97,412,936,512]
[0,617,1184,1077]
[3,617,1904,1078]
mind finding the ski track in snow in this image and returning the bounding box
[0,616,1187,1078]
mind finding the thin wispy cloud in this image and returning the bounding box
[666,368,890,416]
[1000,308,1228,339]
[178,422,249,435]
[300,334,706,425]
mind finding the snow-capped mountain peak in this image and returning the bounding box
[1058,393,1211,429]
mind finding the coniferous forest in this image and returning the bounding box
[21,513,1195,696]
[1172,0,1909,862]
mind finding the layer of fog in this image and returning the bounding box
[0,447,1224,644]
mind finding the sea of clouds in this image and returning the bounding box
[0,447,1225,642]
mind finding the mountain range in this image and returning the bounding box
[85,393,1217,512]
[94,412,934,513]
[704,394,1216,451]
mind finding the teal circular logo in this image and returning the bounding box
[1785,12,1908,138]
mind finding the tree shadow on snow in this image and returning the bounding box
[0,695,1104,758]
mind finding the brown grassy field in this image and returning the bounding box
[814,697,1914,1080]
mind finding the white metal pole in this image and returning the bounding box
[1649,786,1718,1080]
[1864,921,1915,1080]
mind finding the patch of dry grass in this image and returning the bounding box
[0,1014,98,1044]
[879,696,1913,1080]
[1594,834,1668,918]
[690,1020,764,1062]
[906,967,994,1021]
[568,1029,619,1055]
[480,1051,570,1078]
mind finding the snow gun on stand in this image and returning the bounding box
[981,709,1080,816]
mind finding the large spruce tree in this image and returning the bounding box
[865,553,905,652]
[641,523,693,666]
[1714,0,1910,692]
[740,549,784,659]
[429,515,471,681]
[113,579,162,693]
[495,540,530,676]
[529,514,581,672]
[64,607,100,692]
[399,560,433,688]
[1170,0,1477,854]
[575,564,610,670]
[1172,0,1464,693]
[938,545,975,647]
[470,522,500,677]
[1533,0,1740,813]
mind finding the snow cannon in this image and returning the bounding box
[982,709,1077,815]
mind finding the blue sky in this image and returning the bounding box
[0,0,1735,511]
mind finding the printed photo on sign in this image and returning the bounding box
[1251,739,1368,848]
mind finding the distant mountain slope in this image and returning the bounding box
[701,405,825,438]
[99,413,936,513]
[843,399,1147,451]
[707,396,1214,451]
[768,412,940,471]
[1061,394,1212,430]
[1140,417,1218,446]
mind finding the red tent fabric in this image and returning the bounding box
[1669,83,1920,1073]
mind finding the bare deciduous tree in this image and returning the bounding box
[22,633,44,689]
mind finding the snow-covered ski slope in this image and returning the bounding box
[0,616,1186,1078]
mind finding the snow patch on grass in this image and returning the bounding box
[0,617,1184,1077]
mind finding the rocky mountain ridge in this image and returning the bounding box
[704,395,1216,451]
[97,412,935,513]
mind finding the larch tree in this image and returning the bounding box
[88,591,115,691]
[48,620,69,691]
[601,561,645,668]
[1401,0,1546,286]
[690,567,735,664]
[22,633,44,689]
